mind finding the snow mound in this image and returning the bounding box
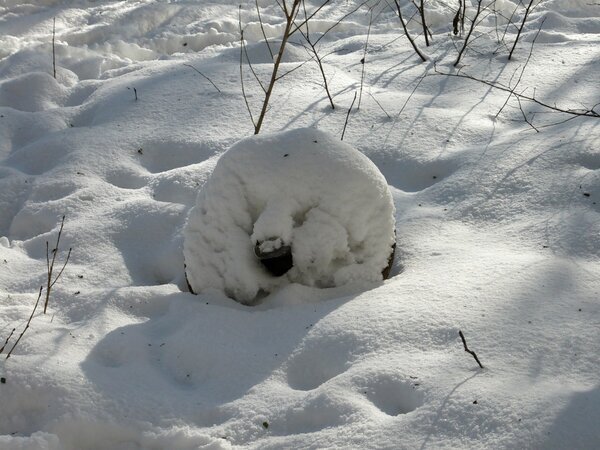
[0,72,68,112]
[183,128,396,304]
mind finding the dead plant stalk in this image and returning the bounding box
[44,215,71,314]
[254,0,303,134]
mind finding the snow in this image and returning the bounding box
[183,128,396,304]
[1,0,599,448]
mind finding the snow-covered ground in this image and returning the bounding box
[0,0,599,448]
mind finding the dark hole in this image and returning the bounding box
[255,243,293,277]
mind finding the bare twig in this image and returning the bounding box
[494,65,522,119]
[298,0,335,109]
[256,0,274,59]
[459,330,484,368]
[454,0,483,66]
[397,72,425,117]
[128,87,138,101]
[393,0,427,62]
[313,0,372,47]
[453,2,461,36]
[358,10,373,109]
[275,48,317,80]
[0,328,16,354]
[52,17,56,79]
[341,92,358,141]
[432,65,599,118]
[495,17,545,120]
[183,63,222,93]
[516,95,539,132]
[461,0,466,34]
[419,0,430,46]
[254,0,302,134]
[501,0,522,44]
[239,6,256,129]
[290,0,333,36]
[508,0,536,60]
[367,92,392,118]
[243,38,267,93]
[6,287,43,359]
[43,216,71,314]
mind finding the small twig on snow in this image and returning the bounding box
[459,330,484,368]
[419,0,430,46]
[508,0,536,60]
[495,16,545,121]
[367,92,392,118]
[0,328,16,354]
[358,10,373,109]
[454,0,483,66]
[52,17,57,79]
[44,216,71,314]
[239,6,257,129]
[431,65,600,119]
[341,91,357,141]
[256,0,274,59]
[393,0,427,62]
[6,287,43,359]
[298,0,335,109]
[183,63,222,93]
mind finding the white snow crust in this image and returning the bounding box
[1,0,599,449]
[184,128,395,303]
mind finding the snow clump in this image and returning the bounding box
[183,128,396,304]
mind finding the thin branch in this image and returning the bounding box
[275,46,316,80]
[419,0,430,46]
[501,0,523,45]
[393,0,427,62]
[508,0,535,60]
[432,66,599,118]
[313,0,372,46]
[256,0,274,59]
[183,63,222,93]
[459,330,484,369]
[341,91,358,141]
[453,0,462,36]
[454,0,483,66]
[239,6,256,128]
[398,72,425,117]
[43,215,70,314]
[461,0,466,35]
[49,248,71,289]
[52,17,57,79]
[494,65,521,119]
[358,10,373,109]
[367,91,392,118]
[298,0,335,108]
[242,38,267,93]
[274,0,285,14]
[0,328,16,354]
[254,0,303,134]
[495,16,545,120]
[6,287,43,359]
[290,0,333,36]
[516,95,539,132]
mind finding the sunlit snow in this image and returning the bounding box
[0,0,599,449]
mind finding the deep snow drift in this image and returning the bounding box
[0,0,599,449]
[184,128,395,304]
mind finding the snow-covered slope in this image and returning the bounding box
[0,0,599,449]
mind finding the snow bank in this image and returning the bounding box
[184,128,395,304]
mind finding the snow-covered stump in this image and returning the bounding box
[183,128,396,304]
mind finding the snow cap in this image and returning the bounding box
[183,128,396,304]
